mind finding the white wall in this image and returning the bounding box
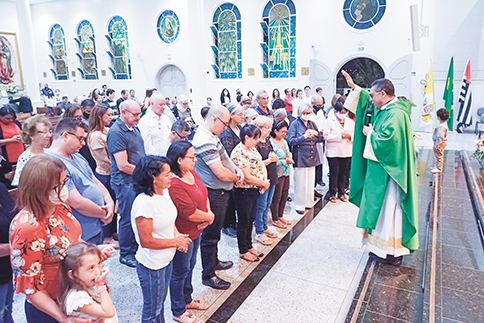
[3,0,483,131]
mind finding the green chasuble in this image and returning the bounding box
[349,90,419,251]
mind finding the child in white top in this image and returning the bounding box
[59,242,118,322]
[431,108,450,173]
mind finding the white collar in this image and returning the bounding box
[380,97,398,110]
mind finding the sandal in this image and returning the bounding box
[279,218,291,226]
[249,248,264,258]
[256,234,273,245]
[272,220,287,229]
[186,299,209,310]
[173,311,203,323]
[329,196,338,203]
[264,229,278,238]
[240,252,259,262]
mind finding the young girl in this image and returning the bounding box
[59,242,118,322]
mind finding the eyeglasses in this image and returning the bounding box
[174,131,188,140]
[216,117,229,127]
[184,155,196,161]
[66,132,85,143]
[125,109,142,117]
[37,129,52,135]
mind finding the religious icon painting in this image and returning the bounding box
[0,32,24,91]
[157,10,180,44]
[343,0,386,30]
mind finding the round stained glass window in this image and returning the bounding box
[157,10,180,43]
[343,0,386,30]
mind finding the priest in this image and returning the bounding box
[342,70,419,266]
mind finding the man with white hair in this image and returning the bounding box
[138,93,172,156]
[192,105,243,290]
[254,90,274,119]
[171,94,196,128]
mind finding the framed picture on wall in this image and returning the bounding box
[0,32,24,92]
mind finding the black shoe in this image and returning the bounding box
[317,181,326,187]
[202,275,231,290]
[314,191,323,198]
[119,255,137,268]
[215,260,233,271]
[296,210,304,215]
[369,252,402,266]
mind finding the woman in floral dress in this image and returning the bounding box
[10,154,114,322]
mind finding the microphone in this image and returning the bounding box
[365,106,374,126]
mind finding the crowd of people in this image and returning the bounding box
[1,83,359,323]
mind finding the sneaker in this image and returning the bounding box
[222,227,237,237]
[173,311,204,323]
[119,255,137,268]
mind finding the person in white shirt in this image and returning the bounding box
[303,85,312,104]
[323,97,354,202]
[138,93,172,156]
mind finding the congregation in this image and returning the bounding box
[0,84,356,323]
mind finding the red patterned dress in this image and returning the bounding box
[10,204,82,300]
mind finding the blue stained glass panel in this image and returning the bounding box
[212,3,241,79]
[343,0,386,30]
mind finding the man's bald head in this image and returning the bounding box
[206,105,230,135]
[150,93,167,116]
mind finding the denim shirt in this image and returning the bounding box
[287,118,323,167]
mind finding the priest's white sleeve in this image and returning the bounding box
[363,130,378,162]
[343,85,362,115]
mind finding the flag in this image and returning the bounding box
[456,60,472,132]
[443,57,454,130]
[420,61,435,129]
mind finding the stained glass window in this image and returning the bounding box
[48,24,68,80]
[211,3,242,79]
[76,20,97,79]
[261,0,296,78]
[157,10,180,44]
[343,0,386,30]
[106,16,131,79]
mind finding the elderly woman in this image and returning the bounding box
[252,116,278,245]
[220,103,244,237]
[131,156,192,323]
[287,102,324,214]
[231,125,269,262]
[10,154,115,322]
[0,106,24,164]
[167,141,214,323]
[11,115,52,186]
[270,121,293,228]
[242,108,258,126]
[323,98,354,202]
[239,96,252,111]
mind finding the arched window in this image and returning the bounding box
[336,57,385,94]
[211,3,242,79]
[261,0,296,78]
[76,20,97,80]
[106,16,131,79]
[48,24,68,80]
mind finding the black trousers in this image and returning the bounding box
[327,157,351,198]
[223,190,237,229]
[315,163,323,185]
[233,188,260,254]
[270,175,290,221]
[201,188,230,280]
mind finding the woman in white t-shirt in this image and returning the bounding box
[131,156,192,323]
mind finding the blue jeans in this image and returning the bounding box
[112,182,138,257]
[25,300,58,323]
[170,236,201,317]
[253,184,276,234]
[137,262,172,323]
[0,281,13,323]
